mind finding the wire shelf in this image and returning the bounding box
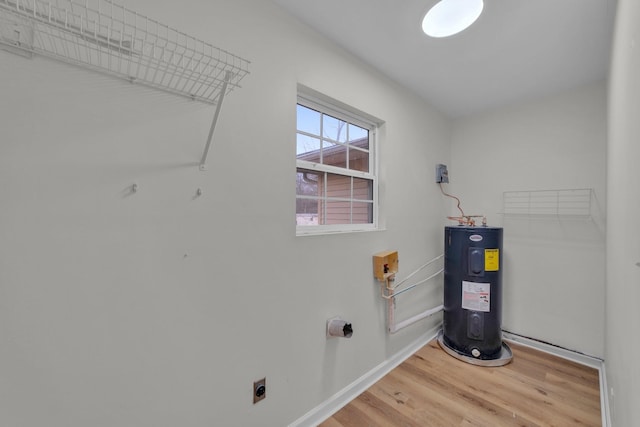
[0,0,250,105]
[500,188,593,219]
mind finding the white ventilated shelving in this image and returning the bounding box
[0,0,250,168]
[500,188,594,220]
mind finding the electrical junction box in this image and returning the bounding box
[373,251,398,281]
[436,164,449,183]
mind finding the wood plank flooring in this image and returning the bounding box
[320,339,601,427]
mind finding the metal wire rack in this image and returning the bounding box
[0,0,251,168]
[500,188,593,219]
[0,0,250,103]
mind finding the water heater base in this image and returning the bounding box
[437,329,513,367]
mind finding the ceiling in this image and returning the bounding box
[271,0,617,118]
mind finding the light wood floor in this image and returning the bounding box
[320,339,601,427]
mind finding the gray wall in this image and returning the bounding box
[450,82,607,358]
[606,0,640,424]
[0,1,450,426]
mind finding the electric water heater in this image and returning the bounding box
[438,225,512,366]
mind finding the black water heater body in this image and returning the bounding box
[443,226,504,360]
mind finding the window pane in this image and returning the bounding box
[348,124,368,145]
[296,169,320,225]
[297,134,321,161]
[324,200,351,225]
[353,177,373,201]
[296,169,321,197]
[323,114,347,142]
[326,173,350,198]
[352,202,373,224]
[323,141,347,168]
[296,198,319,225]
[349,147,370,172]
[297,104,321,135]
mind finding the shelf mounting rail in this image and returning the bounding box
[0,0,250,169]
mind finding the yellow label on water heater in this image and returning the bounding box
[485,249,499,271]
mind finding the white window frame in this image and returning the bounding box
[296,90,379,236]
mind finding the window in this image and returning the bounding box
[296,93,378,234]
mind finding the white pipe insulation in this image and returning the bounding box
[382,254,444,334]
[389,304,444,334]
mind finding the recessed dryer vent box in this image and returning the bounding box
[373,251,399,282]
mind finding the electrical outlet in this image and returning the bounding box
[253,378,266,404]
[436,164,449,183]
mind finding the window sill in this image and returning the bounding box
[296,225,384,237]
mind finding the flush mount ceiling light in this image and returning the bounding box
[422,0,484,38]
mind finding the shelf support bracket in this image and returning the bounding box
[200,71,233,171]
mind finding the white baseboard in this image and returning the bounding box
[599,362,612,427]
[501,331,603,368]
[288,324,441,427]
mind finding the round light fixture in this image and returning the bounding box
[422,0,484,38]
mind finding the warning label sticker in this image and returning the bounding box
[462,281,491,312]
[485,249,499,271]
